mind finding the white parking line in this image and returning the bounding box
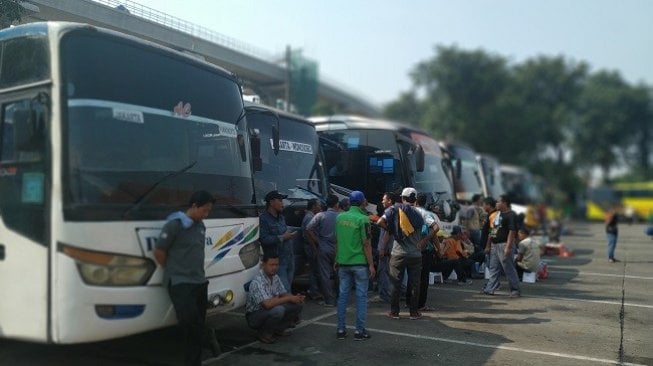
[433,287,653,309]
[549,269,653,280]
[205,310,337,364]
[312,321,646,366]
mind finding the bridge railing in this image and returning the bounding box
[91,0,273,60]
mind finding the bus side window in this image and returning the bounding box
[0,98,47,243]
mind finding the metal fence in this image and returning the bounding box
[91,0,274,61]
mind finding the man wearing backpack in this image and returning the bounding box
[377,187,427,320]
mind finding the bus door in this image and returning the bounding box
[0,91,50,342]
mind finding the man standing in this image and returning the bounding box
[605,206,620,263]
[483,195,521,297]
[376,192,396,303]
[335,191,376,340]
[377,187,426,320]
[407,192,440,311]
[306,194,340,306]
[245,254,305,344]
[302,199,323,301]
[154,190,218,366]
[259,190,297,292]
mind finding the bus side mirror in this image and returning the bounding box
[455,159,462,178]
[250,133,262,171]
[415,145,425,172]
[272,125,280,156]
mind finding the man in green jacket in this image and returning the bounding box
[335,191,376,341]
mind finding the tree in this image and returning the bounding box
[410,46,511,150]
[383,91,422,127]
[573,71,634,182]
[0,0,25,29]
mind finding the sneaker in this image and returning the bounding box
[409,311,422,320]
[458,279,473,286]
[387,311,400,319]
[510,291,521,298]
[481,289,494,296]
[418,306,434,312]
[354,330,371,341]
[336,330,347,340]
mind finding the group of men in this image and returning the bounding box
[151,188,539,365]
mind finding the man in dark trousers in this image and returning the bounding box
[154,190,219,366]
[482,194,521,297]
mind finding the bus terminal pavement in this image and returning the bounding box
[1,221,652,366]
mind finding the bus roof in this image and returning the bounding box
[244,101,314,128]
[3,22,237,82]
[309,114,430,136]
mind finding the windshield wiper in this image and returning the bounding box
[292,185,323,200]
[122,161,197,219]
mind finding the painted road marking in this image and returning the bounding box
[313,321,646,366]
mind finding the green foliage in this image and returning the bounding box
[0,0,25,29]
[384,45,652,196]
[289,50,318,117]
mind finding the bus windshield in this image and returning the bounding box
[449,145,482,202]
[320,128,405,205]
[61,31,251,220]
[409,133,453,200]
[249,113,326,203]
[479,157,505,198]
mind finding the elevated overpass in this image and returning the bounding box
[20,0,381,117]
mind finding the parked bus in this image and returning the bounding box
[0,22,261,344]
[401,128,459,230]
[587,182,653,222]
[310,115,424,212]
[439,142,483,205]
[613,181,653,221]
[500,164,542,228]
[245,101,328,279]
[477,154,505,199]
[585,186,620,221]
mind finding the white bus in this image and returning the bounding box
[0,22,261,344]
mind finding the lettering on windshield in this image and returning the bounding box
[113,109,144,123]
[270,139,314,154]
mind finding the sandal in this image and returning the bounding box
[257,333,277,344]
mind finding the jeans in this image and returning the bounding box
[484,243,520,294]
[317,245,337,304]
[277,240,295,292]
[246,303,303,335]
[168,282,208,366]
[377,255,391,302]
[337,265,369,333]
[607,233,618,259]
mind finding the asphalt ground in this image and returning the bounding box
[1,221,652,366]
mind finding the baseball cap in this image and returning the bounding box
[401,187,417,198]
[349,190,366,204]
[264,190,288,202]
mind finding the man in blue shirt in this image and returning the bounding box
[259,190,297,292]
[246,254,305,344]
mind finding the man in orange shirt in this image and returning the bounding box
[436,226,473,285]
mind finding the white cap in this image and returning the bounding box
[401,187,417,198]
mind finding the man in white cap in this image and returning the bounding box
[376,187,427,320]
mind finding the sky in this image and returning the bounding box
[131,0,653,107]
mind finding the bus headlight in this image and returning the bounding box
[61,244,155,286]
